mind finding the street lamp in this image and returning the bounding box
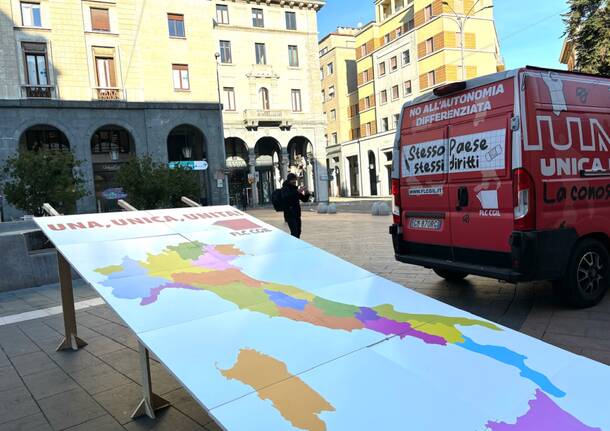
[442,0,493,81]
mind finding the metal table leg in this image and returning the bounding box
[56,252,87,351]
[131,341,170,419]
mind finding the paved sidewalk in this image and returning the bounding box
[0,209,609,430]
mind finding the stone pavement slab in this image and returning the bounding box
[65,415,123,431]
[0,413,52,431]
[0,386,40,425]
[37,387,107,430]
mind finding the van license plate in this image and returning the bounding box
[409,218,442,230]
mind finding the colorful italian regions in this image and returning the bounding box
[486,390,602,431]
[96,240,566,398]
[221,349,335,431]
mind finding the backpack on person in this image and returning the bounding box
[271,189,285,212]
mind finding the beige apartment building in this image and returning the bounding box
[0,0,327,217]
[214,0,327,206]
[319,27,358,197]
[322,0,503,197]
[0,0,227,216]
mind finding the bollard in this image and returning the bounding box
[371,202,380,216]
[377,202,391,216]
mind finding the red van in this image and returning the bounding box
[390,66,610,308]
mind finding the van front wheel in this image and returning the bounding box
[433,268,469,282]
[556,238,610,308]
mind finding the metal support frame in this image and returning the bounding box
[42,203,87,351]
[131,342,171,419]
[181,196,202,207]
[117,200,171,420]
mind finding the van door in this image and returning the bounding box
[401,127,452,252]
[447,114,514,255]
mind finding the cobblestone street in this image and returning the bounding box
[0,209,609,430]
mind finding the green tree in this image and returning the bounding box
[563,0,610,76]
[116,156,201,210]
[2,149,87,216]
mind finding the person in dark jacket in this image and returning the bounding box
[241,188,248,212]
[281,173,310,238]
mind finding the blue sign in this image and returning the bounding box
[168,160,208,171]
[102,188,128,200]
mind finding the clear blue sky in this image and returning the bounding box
[317,0,570,70]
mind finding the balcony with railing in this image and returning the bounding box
[244,109,292,130]
[93,87,123,101]
[21,85,55,99]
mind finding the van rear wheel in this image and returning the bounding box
[433,268,469,282]
[556,238,610,308]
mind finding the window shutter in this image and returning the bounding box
[107,58,116,87]
[22,42,46,52]
[91,8,110,31]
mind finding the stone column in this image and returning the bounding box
[280,148,289,181]
[248,150,258,206]
[305,155,315,194]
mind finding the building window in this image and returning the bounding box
[362,69,369,82]
[352,128,360,139]
[223,87,235,111]
[402,49,410,66]
[327,62,334,75]
[90,8,110,32]
[321,90,325,101]
[364,96,371,109]
[396,26,402,37]
[332,132,338,145]
[328,85,335,99]
[21,2,41,27]
[291,89,302,112]
[95,56,116,88]
[288,45,299,67]
[364,122,371,136]
[260,87,270,110]
[167,14,185,38]
[382,117,389,132]
[404,80,412,96]
[427,70,436,86]
[252,8,264,28]
[392,85,400,100]
[378,61,386,76]
[216,4,229,24]
[320,67,324,80]
[220,40,232,63]
[393,114,400,129]
[23,43,48,86]
[424,4,433,21]
[172,64,190,90]
[384,34,391,44]
[330,109,336,120]
[390,56,398,71]
[360,45,367,57]
[255,43,266,65]
[426,38,434,55]
[285,11,296,30]
[380,90,388,104]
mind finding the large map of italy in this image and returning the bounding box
[96,237,599,430]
